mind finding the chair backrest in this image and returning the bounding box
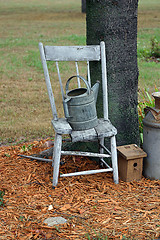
[39,41,108,121]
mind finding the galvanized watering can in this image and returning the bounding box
[63,75,100,131]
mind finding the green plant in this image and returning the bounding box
[0,190,5,207]
[138,88,158,143]
[4,153,10,157]
[138,36,160,61]
[55,226,61,233]
[19,215,26,222]
[87,234,108,240]
[20,144,33,152]
[150,36,160,58]
[86,229,108,240]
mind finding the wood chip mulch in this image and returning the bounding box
[0,139,160,240]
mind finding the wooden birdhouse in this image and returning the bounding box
[117,144,147,182]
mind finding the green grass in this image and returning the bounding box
[138,60,160,88]
[137,29,160,90]
[137,0,160,90]
[0,0,160,143]
[0,0,81,14]
[138,0,160,10]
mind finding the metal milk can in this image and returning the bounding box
[63,75,99,131]
[143,92,160,180]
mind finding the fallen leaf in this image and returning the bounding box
[60,204,71,211]
[102,218,111,224]
[78,209,86,214]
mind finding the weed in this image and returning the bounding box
[19,216,25,222]
[138,87,158,143]
[0,190,5,207]
[151,36,160,58]
[86,231,108,240]
[55,226,61,233]
[87,233,130,240]
[7,137,15,143]
[4,153,10,157]
[21,145,28,152]
[138,36,160,61]
[20,144,33,152]
[28,144,33,150]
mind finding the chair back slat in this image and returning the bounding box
[44,45,101,61]
[56,61,65,100]
[87,61,91,87]
[100,41,108,120]
[75,61,81,88]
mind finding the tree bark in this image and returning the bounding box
[82,0,86,13]
[86,0,140,146]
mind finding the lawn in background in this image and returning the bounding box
[0,0,160,143]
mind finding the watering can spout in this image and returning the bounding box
[91,81,100,103]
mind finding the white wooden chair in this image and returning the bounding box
[39,41,119,188]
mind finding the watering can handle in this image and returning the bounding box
[65,75,91,95]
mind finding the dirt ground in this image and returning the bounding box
[0,139,160,240]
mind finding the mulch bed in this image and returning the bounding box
[0,139,160,240]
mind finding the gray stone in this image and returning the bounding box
[43,217,67,226]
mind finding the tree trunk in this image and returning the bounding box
[37,0,140,159]
[86,0,140,146]
[82,0,86,13]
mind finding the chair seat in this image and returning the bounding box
[52,118,72,135]
[71,118,117,142]
[52,118,117,142]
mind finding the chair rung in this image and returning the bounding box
[60,168,113,177]
[18,154,52,162]
[99,143,111,155]
[100,158,110,168]
[61,151,110,158]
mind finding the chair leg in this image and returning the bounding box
[52,133,62,188]
[111,135,119,184]
[99,137,104,167]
